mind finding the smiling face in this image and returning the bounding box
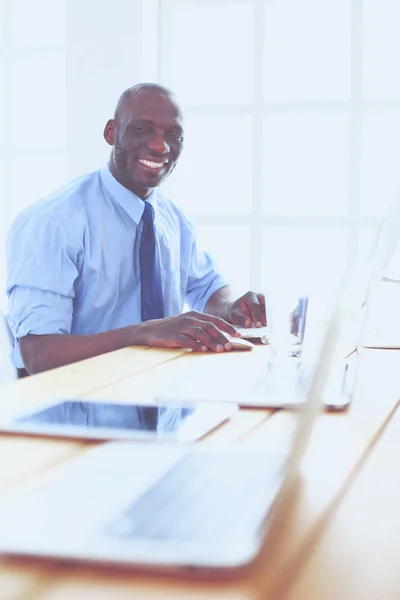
[104,85,184,199]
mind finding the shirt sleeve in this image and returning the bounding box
[6,214,80,342]
[184,225,229,313]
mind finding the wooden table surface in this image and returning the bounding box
[0,344,399,600]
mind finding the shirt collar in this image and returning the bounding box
[99,164,158,225]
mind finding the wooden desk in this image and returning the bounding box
[0,345,399,600]
[281,357,400,600]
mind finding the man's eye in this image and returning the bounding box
[169,132,184,142]
[133,126,148,133]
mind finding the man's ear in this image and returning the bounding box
[103,119,116,146]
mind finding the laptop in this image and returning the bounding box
[155,197,400,411]
[362,281,400,349]
[0,279,351,574]
[355,194,400,350]
[152,292,348,410]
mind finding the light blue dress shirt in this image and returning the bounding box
[6,165,227,368]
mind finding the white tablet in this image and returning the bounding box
[0,398,237,442]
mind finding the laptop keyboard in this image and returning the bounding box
[107,452,284,541]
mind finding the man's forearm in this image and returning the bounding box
[19,323,150,374]
[204,286,234,322]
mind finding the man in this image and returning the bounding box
[6,83,265,375]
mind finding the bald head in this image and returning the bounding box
[104,83,184,199]
[114,83,182,123]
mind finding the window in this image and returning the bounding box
[0,0,67,298]
[0,0,158,307]
[159,0,400,300]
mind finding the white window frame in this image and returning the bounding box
[158,0,400,291]
[0,0,66,301]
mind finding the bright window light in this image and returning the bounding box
[363,0,400,99]
[263,114,350,215]
[162,115,253,215]
[262,226,347,296]
[10,54,66,150]
[361,113,400,217]
[9,0,66,49]
[264,0,351,102]
[162,1,254,106]
[160,0,400,292]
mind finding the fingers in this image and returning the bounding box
[228,306,249,327]
[187,312,240,337]
[176,334,209,353]
[229,292,266,328]
[245,292,265,326]
[183,324,233,352]
[147,314,237,353]
[258,294,267,325]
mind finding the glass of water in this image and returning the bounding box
[265,288,309,358]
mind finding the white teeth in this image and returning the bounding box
[138,159,165,169]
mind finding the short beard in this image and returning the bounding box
[113,141,128,172]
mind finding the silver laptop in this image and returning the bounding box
[0,280,351,574]
[153,294,348,410]
[359,195,400,349]
[155,197,400,411]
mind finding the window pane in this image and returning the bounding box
[363,0,400,99]
[161,115,252,215]
[0,154,5,299]
[10,54,66,150]
[262,226,346,297]
[9,153,66,224]
[0,59,4,146]
[0,0,3,49]
[263,115,350,215]
[360,113,400,217]
[264,0,351,102]
[0,153,5,233]
[358,225,380,263]
[196,225,250,295]
[9,0,66,48]
[163,2,254,106]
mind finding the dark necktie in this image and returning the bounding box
[139,201,164,321]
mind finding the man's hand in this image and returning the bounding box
[19,312,240,374]
[140,311,241,352]
[226,291,266,328]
